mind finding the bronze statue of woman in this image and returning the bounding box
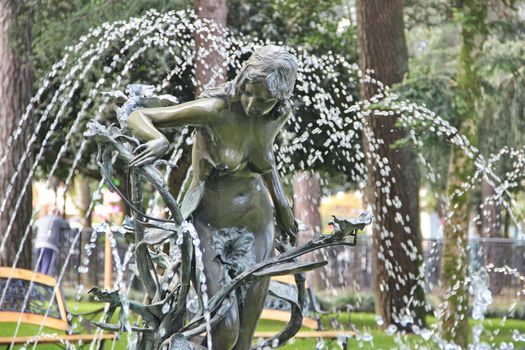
[128,45,298,349]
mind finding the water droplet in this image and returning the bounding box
[386,324,397,336]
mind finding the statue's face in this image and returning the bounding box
[241,81,278,117]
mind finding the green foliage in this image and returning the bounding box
[31,0,189,78]
[29,0,362,194]
[393,26,458,209]
[317,292,375,313]
[30,2,194,183]
[28,0,525,195]
[400,0,525,212]
[404,0,454,28]
[228,0,362,189]
[228,0,357,58]
[479,69,525,189]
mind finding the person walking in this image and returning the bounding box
[34,208,70,276]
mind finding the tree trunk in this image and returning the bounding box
[480,178,504,293]
[356,0,426,329]
[0,0,34,269]
[75,175,94,288]
[168,143,193,199]
[194,0,228,96]
[440,2,486,346]
[292,172,322,289]
[168,0,229,197]
[480,179,501,239]
[441,147,471,346]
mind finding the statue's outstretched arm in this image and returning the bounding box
[128,97,225,140]
[127,97,225,167]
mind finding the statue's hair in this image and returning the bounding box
[200,45,297,110]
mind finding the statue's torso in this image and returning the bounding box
[193,103,284,178]
[194,102,282,176]
[189,103,285,231]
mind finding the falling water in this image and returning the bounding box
[0,8,524,349]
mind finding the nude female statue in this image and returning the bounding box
[127,45,298,349]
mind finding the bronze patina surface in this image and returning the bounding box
[85,45,371,350]
[128,45,299,349]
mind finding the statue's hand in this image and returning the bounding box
[278,214,299,247]
[129,137,169,167]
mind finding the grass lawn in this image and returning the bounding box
[2,302,525,349]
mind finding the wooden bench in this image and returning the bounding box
[254,275,355,349]
[0,267,116,349]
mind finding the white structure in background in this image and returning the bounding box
[322,189,443,239]
[420,211,442,240]
[33,181,79,216]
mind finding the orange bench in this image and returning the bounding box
[0,267,116,349]
[254,275,355,349]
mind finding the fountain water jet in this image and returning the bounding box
[0,8,523,350]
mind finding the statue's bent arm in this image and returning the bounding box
[128,97,226,141]
[127,97,225,167]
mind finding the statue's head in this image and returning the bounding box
[232,45,297,116]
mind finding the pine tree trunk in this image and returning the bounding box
[292,172,321,289]
[168,0,229,197]
[481,178,503,293]
[0,0,34,269]
[76,175,94,288]
[168,143,193,199]
[194,0,228,96]
[356,0,426,329]
[440,2,487,346]
[441,146,471,346]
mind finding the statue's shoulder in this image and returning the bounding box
[196,96,228,114]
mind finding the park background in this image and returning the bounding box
[1,0,525,349]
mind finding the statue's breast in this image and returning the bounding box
[198,120,250,174]
[196,110,281,176]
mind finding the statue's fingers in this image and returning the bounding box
[129,154,144,167]
[133,144,147,154]
[130,158,146,167]
[285,230,297,245]
[132,152,158,167]
[144,156,156,165]
[134,156,156,167]
[129,151,150,167]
